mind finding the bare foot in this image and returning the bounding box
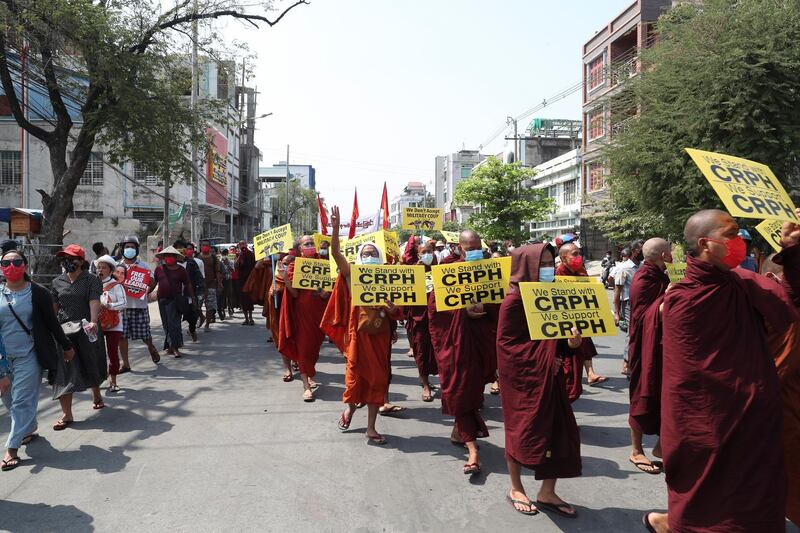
[645,512,669,533]
[508,489,538,514]
[630,452,662,474]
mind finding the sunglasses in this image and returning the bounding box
[1,259,24,267]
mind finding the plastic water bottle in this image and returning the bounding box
[81,319,98,343]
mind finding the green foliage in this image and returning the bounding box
[597,0,800,242]
[273,181,318,235]
[454,157,553,244]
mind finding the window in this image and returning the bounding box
[587,108,605,141]
[588,54,605,90]
[0,150,21,185]
[460,165,473,178]
[563,179,577,205]
[134,165,162,186]
[588,162,605,192]
[548,185,558,199]
[79,152,104,186]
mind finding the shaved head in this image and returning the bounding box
[559,242,580,260]
[684,209,735,253]
[643,238,671,262]
[761,253,783,276]
[459,229,481,251]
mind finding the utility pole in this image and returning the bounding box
[285,144,290,226]
[190,0,199,243]
[163,178,170,247]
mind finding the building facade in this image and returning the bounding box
[579,0,671,258]
[388,181,428,228]
[259,163,317,231]
[434,149,487,224]
[526,148,582,241]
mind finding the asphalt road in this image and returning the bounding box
[1,301,798,533]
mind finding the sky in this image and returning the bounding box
[221,0,631,211]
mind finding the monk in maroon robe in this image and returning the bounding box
[497,243,582,517]
[556,242,605,402]
[627,237,671,476]
[428,230,497,476]
[645,209,799,533]
[403,237,438,402]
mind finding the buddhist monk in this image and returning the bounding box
[427,229,498,475]
[556,242,606,400]
[260,253,294,380]
[627,237,671,476]
[320,206,402,445]
[645,209,799,533]
[497,243,582,517]
[278,236,330,402]
[403,237,438,402]
[762,237,800,525]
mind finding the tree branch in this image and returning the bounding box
[0,35,52,143]
[40,43,74,134]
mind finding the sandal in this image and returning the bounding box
[588,375,608,386]
[118,366,131,374]
[308,381,319,391]
[422,391,434,402]
[282,373,294,382]
[303,389,315,402]
[463,463,481,475]
[630,458,663,475]
[642,513,657,533]
[378,405,406,416]
[21,433,38,446]
[93,401,105,410]
[366,434,387,446]
[536,500,578,518]
[149,347,161,364]
[53,419,73,431]
[507,492,538,515]
[338,409,353,431]
[1,456,22,471]
[489,384,500,395]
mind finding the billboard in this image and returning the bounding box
[205,126,228,208]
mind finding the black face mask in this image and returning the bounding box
[62,259,80,273]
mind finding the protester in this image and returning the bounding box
[645,209,798,533]
[153,246,193,359]
[179,241,204,342]
[219,248,235,319]
[319,240,330,259]
[89,242,107,275]
[50,244,108,428]
[321,206,402,445]
[235,240,256,325]
[434,240,446,262]
[613,240,642,376]
[0,249,73,470]
[737,229,758,272]
[95,256,127,393]
[600,250,615,289]
[402,237,437,402]
[117,235,160,367]
[626,238,671,476]
[198,240,222,332]
[428,229,498,475]
[278,237,329,401]
[497,243,582,517]
[556,242,606,396]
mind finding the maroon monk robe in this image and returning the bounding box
[626,260,669,435]
[498,244,581,479]
[662,255,798,532]
[428,257,498,443]
[555,263,598,402]
[403,238,438,377]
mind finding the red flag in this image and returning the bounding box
[317,194,329,235]
[348,189,359,239]
[380,182,390,230]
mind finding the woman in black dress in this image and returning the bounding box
[50,244,108,430]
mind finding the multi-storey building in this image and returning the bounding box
[580,0,671,258]
[526,148,582,241]
[434,149,487,224]
[259,162,317,231]
[388,181,428,228]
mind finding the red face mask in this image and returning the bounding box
[707,235,747,269]
[164,256,177,266]
[201,245,210,254]
[301,247,316,258]
[2,264,26,282]
[567,255,584,272]
[185,249,194,258]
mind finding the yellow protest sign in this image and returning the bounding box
[425,272,434,294]
[313,233,332,251]
[440,230,459,243]
[518,282,617,340]
[666,262,687,283]
[350,264,427,306]
[291,258,333,292]
[555,275,601,283]
[402,207,443,231]
[383,230,401,261]
[685,148,799,223]
[431,256,512,311]
[756,219,783,253]
[253,224,294,260]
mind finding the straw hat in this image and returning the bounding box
[155,245,185,260]
[94,254,117,271]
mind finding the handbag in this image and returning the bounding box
[357,307,387,335]
[99,282,121,330]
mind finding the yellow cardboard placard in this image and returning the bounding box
[431,256,512,311]
[685,148,799,222]
[329,230,399,274]
[383,230,401,262]
[291,258,333,292]
[555,275,601,283]
[350,264,427,306]
[755,219,783,253]
[666,262,687,283]
[518,281,617,340]
[313,233,332,251]
[440,230,460,243]
[253,224,293,261]
[402,207,443,231]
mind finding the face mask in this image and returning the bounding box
[62,258,80,273]
[464,250,483,262]
[164,256,177,266]
[319,249,329,257]
[452,248,461,257]
[2,263,26,282]
[567,256,583,271]
[201,245,210,254]
[507,246,515,251]
[361,256,381,265]
[185,249,194,258]
[708,235,747,269]
[123,248,137,260]
[301,247,316,258]
[440,248,451,259]
[539,267,555,283]
[421,253,433,265]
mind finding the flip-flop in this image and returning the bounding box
[93,402,105,410]
[422,392,434,402]
[536,500,578,518]
[1,457,22,471]
[303,390,315,403]
[378,405,406,416]
[630,458,663,475]
[309,382,319,391]
[149,347,161,364]
[489,386,500,395]
[588,376,608,386]
[507,493,538,515]
[463,463,481,476]
[366,434,387,446]
[338,410,353,431]
[53,419,73,431]
[642,512,657,532]
[282,374,294,382]
[21,433,38,446]
[118,366,131,374]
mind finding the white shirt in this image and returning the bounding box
[101,277,127,332]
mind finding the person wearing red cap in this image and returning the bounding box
[50,244,108,430]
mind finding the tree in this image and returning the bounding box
[0,0,307,271]
[454,156,553,244]
[272,181,318,236]
[594,0,800,242]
